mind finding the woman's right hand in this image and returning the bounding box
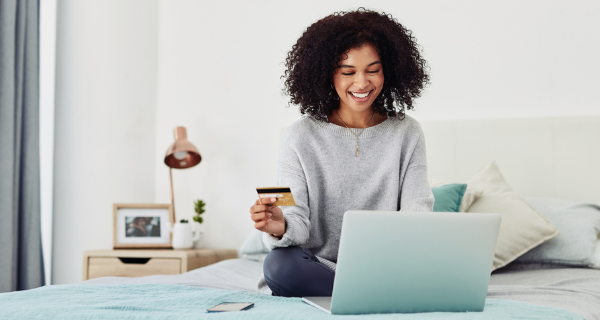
[250,197,286,237]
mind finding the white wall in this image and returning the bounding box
[154,0,600,251]
[52,0,600,284]
[409,0,600,120]
[53,0,158,284]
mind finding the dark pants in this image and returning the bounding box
[263,246,335,297]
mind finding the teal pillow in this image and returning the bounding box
[431,183,467,212]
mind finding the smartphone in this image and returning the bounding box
[206,302,254,313]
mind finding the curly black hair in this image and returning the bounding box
[283,8,429,122]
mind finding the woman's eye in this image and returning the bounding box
[341,70,379,76]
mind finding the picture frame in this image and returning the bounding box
[113,203,174,249]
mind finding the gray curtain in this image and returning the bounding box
[0,0,44,292]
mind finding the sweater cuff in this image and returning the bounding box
[262,216,294,250]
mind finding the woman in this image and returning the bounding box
[249,8,434,297]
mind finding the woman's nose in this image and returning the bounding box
[354,73,369,89]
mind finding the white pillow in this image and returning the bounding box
[465,162,560,270]
[428,178,483,212]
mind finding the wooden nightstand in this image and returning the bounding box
[82,249,238,280]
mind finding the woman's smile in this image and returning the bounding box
[349,90,373,101]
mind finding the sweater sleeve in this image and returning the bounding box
[262,131,311,250]
[399,125,435,212]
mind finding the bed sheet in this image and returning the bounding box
[84,258,600,319]
[489,267,600,320]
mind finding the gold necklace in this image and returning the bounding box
[336,110,375,157]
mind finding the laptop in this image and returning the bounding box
[302,211,501,315]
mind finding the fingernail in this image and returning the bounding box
[271,198,276,202]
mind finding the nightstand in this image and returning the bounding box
[82,249,238,280]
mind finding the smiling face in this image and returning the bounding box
[333,44,384,114]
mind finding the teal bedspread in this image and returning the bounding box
[0,283,585,319]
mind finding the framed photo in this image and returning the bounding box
[113,203,174,249]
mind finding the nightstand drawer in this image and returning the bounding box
[88,257,181,279]
[82,249,238,280]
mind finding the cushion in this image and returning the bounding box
[465,162,559,270]
[460,187,483,212]
[431,184,467,212]
[239,229,269,261]
[513,197,600,267]
[504,239,600,271]
[429,178,483,212]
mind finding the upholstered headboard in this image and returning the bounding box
[420,116,600,204]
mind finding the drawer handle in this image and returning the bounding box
[118,257,150,264]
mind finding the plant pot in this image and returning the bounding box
[171,222,201,249]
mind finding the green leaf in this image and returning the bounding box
[194,199,206,215]
[193,199,206,224]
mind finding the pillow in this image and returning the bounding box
[239,229,269,261]
[429,179,483,212]
[460,187,483,212]
[465,162,559,271]
[504,239,600,271]
[431,184,467,212]
[513,197,600,267]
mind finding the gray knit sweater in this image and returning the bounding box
[262,114,434,264]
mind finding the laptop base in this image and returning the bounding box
[302,297,332,314]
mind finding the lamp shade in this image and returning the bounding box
[164,127,201,169]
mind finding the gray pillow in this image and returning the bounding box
[514,197,600,267]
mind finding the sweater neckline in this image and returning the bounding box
[311,115,397,139]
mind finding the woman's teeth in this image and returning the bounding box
[351,91,370,98]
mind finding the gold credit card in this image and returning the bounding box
[256,187,296,206]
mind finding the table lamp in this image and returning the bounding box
[164,126,201,222]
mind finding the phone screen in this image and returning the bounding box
[206,302,254,312]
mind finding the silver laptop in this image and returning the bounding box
[302,211,501,315]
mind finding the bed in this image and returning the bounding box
[1,116,599,319]
[84,258,600,319]
[0,257,599,319]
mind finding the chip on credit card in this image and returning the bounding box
[256,187,296,206]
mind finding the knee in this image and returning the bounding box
[263,247,334,297]
[263,246,307,282]
[263,247,312,296]
[264,247,320,285]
